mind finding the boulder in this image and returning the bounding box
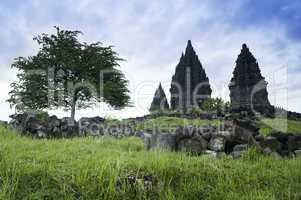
[203,150,226,159]
[216,131,234,141]
[25,116,47,138]
[295,150,301,158]
[150,133,176,151]
[106,124,134,138]
[79,117,104,136]
[177,136,208,155]
[287,135,301,151]
[269,131,292,144]
[233,144,249,152]
[259,136,282,152]
[255,135,264,142]
[143,133,153,150]
[203,150,217,158]
[208,136,226,152]
[231,151,245,159]
[48,115,61,137]
[263,147,273,155]
[233,118,260,136]
[175,126,197,140]
[61,118,78,137]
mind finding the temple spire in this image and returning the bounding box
[185,40,195,56]
[170,40,212,113]
[229,43,273,116]
[149,83,169,113]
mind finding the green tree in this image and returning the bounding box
[8,27,130,122]
[201,98,228,113]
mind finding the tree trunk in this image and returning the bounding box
[70,96,76,125]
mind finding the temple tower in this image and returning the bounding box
[229,44,274,116]
[170,40,212,113]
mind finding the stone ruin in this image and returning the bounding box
[149,40,212,114]
[229,44,274,116]
[149,83,169,113]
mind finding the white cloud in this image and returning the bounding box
[0,0,300,121]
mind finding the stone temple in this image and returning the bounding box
[149,83,169,113]
[229,44,274,116]
[170,40,212,113]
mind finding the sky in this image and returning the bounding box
[0,0,300,121]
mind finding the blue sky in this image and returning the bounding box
[0,0,300,120]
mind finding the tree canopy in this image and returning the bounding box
[8,27,130,121]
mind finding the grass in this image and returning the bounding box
[259,118,301,136]
[1,126,301,199]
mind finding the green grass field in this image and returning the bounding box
[1,125,301,200]
[259,118,301,136]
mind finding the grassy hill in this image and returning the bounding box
[121,116,301,136]
[1,125,301,200]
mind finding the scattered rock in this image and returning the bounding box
[208,136,226,152]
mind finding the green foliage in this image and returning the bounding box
[8,27,130,119]
[1,126,301,199]
[201,98,229,113]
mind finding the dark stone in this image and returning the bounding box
[175,126,198,141]
[259,136,282,152]
[106,124,134,137]
[287,135,301,151]
[269,131,293,144]
[143,133,153,150]
[255,135,264,141]
[233,144,249,152]
[61,117,78,137]
[48,115,61,137]
[149,83,169,113]
[79,117,105,136]
[229,44,274,116]
[170,40,212,113]
[177,136,208,155]
[149,133,177,151]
